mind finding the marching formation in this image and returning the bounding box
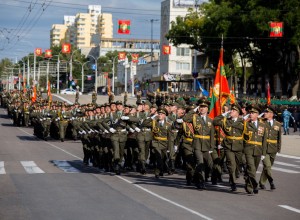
[0,89,282,195]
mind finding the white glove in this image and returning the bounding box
[217,145,223,150]
[94,130,99,133]
[129,128,135,133]
[258,113,265,118]
[174,145,178,152]
[151,114,158,119]
[135,127,141,132]
[222,110,231,117]
[176,118,183,123]
[261,155,265,161]
[104,129,109,134]
[39,118,43,121]
[193,106,199,112]
[243,114,250,120]
[109,128,116,133]
[209,151,213,154]
[121,116,129,120]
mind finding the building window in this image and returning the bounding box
[176,62,190,70]
[176,47,190,56]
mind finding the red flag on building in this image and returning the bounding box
[267,82,271,105]
[31,85,37,103]
[62,43,71,53]
[131,54,139,63]
[47,80,52,103]
[45,49,52,58]
[118,20,131,34]
[269,22,283,37]
[209,47,230,119]
[162,45,171,55]
[35,48,42,56]
[118,52,126,61]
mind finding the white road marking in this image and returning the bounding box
[20,161,45,174]
[259,164,300,174]
[274,161,300,168]
[278,205,300,214]
[52,160,80,173]
[116,175,214,220]
[0,161,6,174]
[277,154,300,160]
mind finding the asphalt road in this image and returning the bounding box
[0,107,300,220]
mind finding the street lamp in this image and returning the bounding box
[87,54,98,93]
[74,60,90,93]
[69,49,80,85]
[112,55,119,94]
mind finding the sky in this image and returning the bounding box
[0,0,163,61]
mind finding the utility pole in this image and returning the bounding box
[150,19,159,63]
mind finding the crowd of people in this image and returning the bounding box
[0,88,295,195]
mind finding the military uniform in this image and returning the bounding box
[213,103,244,191]
[183,99,214,189]
[259,106,281,190]
[243,105,267,194]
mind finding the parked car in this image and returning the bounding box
[60,88,82,95]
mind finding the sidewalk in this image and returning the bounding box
[53,94,300,157]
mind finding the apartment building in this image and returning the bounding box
[50,5,113,49]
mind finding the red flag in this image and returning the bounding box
[269,22,283,37]
[47,80,52,102]
[62,43,71,53]
[131,54,139,63]
[209,47,230,119]
[118,20,131,34]
[31,85,37,103]
[229,85,236,104]
[118,52,126,61]
[162,45,171,55]
[267,82,271,105]
[23,78,27,94]
[45,49,52,58]
[35,48,42,56]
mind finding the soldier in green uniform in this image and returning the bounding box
[58,103,72,142]
[92,90,97,104]
[22,100,31,127]
[183,98,214,189]
[259,105,281,190]
[243,104,267,194]
[213,103,244,191]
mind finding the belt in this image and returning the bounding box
[154,136,167,141]
[267,139,277,144]
[227,136,243,140]
[194,135,210,139]
[141,128,151,132]
[184,137,193,142]
[247,141,262,146]
[116,129,126,132]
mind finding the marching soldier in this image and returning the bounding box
[183,98,214,189]
[92,90,97,104]
[213,103,244,191]
[243,104,267,194]
[259,105,281,190]
[58,103,72,142]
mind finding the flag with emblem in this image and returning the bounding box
[131,54,139,63]
[31,85,37,103]
[44,49,52,58]
[62,43,71,53]
[47,80,52,103]
[209,47,230,119]
[162,45,171,55]
[35,48,42,56]
[118,20,131,34]
[269,22,283,37]
[229,85,236,104]
[118,52,126,61]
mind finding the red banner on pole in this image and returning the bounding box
[118,20,131,34]
[269,22,283,37]
[118,52,126,61]
[62,43,71,53]
[131,54,139,63]
[162,45,171,55]
[35,48,42,56]
[45,49,52,58]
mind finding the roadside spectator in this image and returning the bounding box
[282,108,295,135]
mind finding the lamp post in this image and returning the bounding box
[74,60,90,93]
[88,54,98,93]
[112,55,118,94]
[69,49,80,87]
